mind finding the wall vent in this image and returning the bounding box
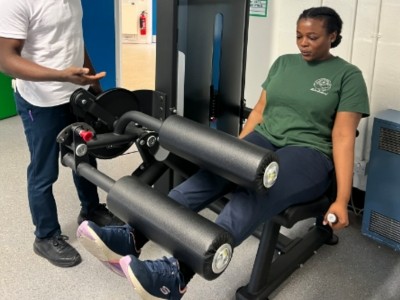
[369,211,400,244]
[379,127,400,155]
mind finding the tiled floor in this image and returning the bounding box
[120,42,156,91]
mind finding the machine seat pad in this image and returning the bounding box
[272,195,331,229]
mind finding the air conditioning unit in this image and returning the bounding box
[361,109,400,251]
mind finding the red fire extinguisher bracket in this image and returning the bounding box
[139,11,147,35]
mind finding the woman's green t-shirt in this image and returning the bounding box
[255,54,370,158]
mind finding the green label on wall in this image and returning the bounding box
[250,0,268,17]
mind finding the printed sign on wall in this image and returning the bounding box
[250,0,268,17]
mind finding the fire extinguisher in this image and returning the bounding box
[139,11,147,36]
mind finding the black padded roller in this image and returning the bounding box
[159,115,278,190]
[107,176,234,280]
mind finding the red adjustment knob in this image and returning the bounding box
[79,130,93,142]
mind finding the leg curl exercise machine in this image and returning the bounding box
[62,86,338,298]
[59,87,279,280]
[59,0,338,298]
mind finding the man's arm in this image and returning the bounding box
[0,37,105,84]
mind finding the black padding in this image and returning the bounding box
[272,195,331,228]
[107,176,233,280]
[158,115,278,190]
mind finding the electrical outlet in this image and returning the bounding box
[354,160,367,175]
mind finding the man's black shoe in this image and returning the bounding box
[33,235,82,267]
[77,203,125,227]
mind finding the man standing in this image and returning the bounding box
[0,0,122,267]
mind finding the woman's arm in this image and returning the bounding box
[239,89,267,139]
[325,111,362,229]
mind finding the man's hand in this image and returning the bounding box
[61,67,106,86]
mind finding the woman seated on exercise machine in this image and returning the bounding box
[76,6,369,300]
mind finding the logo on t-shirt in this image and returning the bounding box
[310,78,332,95]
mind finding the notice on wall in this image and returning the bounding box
[250,0,268,17]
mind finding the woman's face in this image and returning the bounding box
[296,18,337,62]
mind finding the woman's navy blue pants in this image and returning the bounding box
[168,131,334,246]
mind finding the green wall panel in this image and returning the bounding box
[0,73,17,120]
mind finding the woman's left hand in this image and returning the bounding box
[323,201,350,230]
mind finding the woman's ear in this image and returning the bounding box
[330,32,338,43]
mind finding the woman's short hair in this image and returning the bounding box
[298,6,343,48]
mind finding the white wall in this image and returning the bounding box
[245,0,400,190]
[119,0,153,44]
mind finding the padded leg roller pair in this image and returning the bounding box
[60,153,233,281]
[107,175,233,280]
